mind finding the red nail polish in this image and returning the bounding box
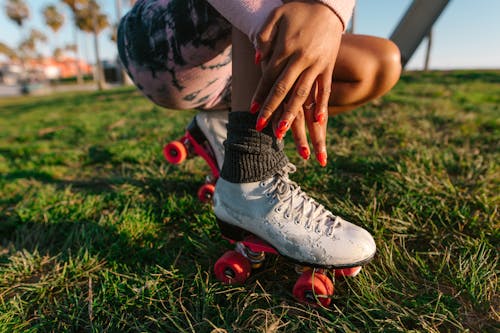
[316,113,325,124]
[299,146,310,160]
[254,50,262,65]
[276,120,289,139]
[277,120,288,132]
[317,151,327,167]
[256,117,268,132]
[250,101,260,114]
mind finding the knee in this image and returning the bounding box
[375,39,402,88]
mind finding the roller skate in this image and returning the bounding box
[163,110,227,203]
[212,163,375,306]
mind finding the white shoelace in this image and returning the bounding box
[262,163,341,237]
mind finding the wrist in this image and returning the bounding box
[282,0,346,30]
[313,0,355,31]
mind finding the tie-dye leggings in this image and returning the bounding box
[117,0,233,111]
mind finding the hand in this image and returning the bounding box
[289,83,328,167]
[251,1,342,165]
[251,1,343,166]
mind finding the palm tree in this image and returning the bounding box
[5,0,30,27]
[72,0,109,90]
[43,5,65,81]
[0,42,17,60]
[43,4,65,37]
[61,0,88,84]
[19,28,47,60]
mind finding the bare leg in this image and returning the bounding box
[329,34,402,115]
[215,29,377,272]
[231,28,260,112]
[231,31,401,116]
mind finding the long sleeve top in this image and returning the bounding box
[206,0,355,46]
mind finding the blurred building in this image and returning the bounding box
[0,57,93,84]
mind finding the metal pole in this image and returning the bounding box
[390,0,450,68]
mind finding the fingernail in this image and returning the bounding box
[250,101,260,114]
[276,120,289,139]
[317,151,327,167]
[299,146,310,160]
[316,112,325,124]
[254,50,262,65]
[256,117,268,132]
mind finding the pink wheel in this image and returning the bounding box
[163,141,187,165]
[335,266,362,278]
[293,270,334,307]
[214,250,251,285]
[197,183,215,203]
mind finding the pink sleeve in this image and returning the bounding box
[207,0,355,45]
[206,0,282,46]
[316,0,355,30]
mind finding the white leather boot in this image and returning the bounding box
[213,163,376,268]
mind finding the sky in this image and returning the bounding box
[0,0,499,70]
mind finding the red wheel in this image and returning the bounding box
[293,270,334,307]
[197,183,215,203]
[163,141,187,165]
[214,250,251,285]
[335,266,362,278]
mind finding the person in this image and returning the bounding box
[118,0,401,268]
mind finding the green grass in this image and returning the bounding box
[0,70,499,332]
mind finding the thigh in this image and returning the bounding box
[329,34,401,110]
[334,34,400,81]
[118,0,233,110]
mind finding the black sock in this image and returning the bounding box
[220,111,288,183]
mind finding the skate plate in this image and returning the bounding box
[215,233,363,307]
[163,119,220,203]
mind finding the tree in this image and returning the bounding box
[72,0,109,90]
[18,28,47,60]
[5,0,29,27]
[43,5,65,34]
[61,0,88,84]
[0,42,18,60]
[43,4,65,81]
[53,47,64,61]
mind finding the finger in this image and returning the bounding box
[305,103,328,167]
[314,71,332,124]
[255,7,281,63]
[271,104,285,138]
[250,43,289,116]
[254,58,306,132]
[302,84,316,114]
[275,67,317,140]
[290,109,310,160]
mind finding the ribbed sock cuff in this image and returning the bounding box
[220,111,288,183]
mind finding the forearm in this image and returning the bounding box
[207,0,355,45]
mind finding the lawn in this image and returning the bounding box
[0,70,498,332]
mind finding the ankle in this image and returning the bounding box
[220,111,288,183]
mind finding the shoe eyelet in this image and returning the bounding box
[259,181,266,187]
[294,218,300,225]
[284,213,290,219]
[265,192,271,198]
[315,226,322,234]
[275,207,282,213]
